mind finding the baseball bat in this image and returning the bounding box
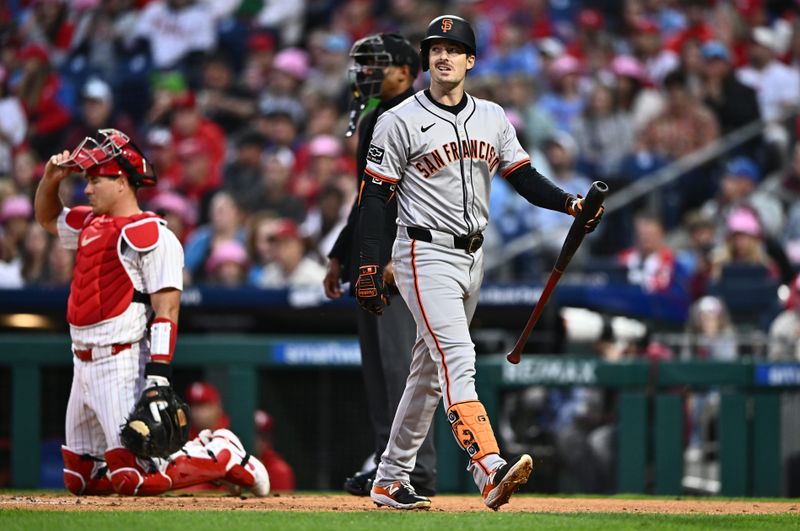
[506,181,609,364]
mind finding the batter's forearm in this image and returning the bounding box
[505,165,574,213]
[358,183,391,266]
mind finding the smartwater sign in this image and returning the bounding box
[502,358,598,385]
[754,363,800,387]
[272,340,362,366]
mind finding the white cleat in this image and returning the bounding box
[236,453,270,497]
[211,429,271,497]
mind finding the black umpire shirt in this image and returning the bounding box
[328,87,416,295]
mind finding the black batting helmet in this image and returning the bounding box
[419,15,477,72]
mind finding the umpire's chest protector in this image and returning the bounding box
[67,212,160,326]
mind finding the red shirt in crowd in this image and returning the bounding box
[172,119,226,199]
[259,448,295,492]
[23,72,70,136]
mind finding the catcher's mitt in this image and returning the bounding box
[120,385,190,459]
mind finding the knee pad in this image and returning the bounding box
[105,447,171,496]
[61,446,113,496]
[447,401,500,461]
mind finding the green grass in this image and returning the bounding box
[0,510,797,531]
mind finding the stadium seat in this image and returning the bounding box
[712,264,781,328]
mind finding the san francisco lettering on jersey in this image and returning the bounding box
[414,139,500,178]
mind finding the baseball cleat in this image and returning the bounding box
[220,452,270,497]
[237,453,271,497]
[344,467,376,496]
[482,454,533,511]
[371,481,431,510]
[212,429,271,497]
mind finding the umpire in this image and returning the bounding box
[323,33,436,496]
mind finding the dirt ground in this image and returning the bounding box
[1,494,797,514]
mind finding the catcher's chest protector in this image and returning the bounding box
[67,212,158,326]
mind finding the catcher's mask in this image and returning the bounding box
[61,128,157,188]
[344,33,419,136]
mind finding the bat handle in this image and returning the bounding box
[581,181,608,222]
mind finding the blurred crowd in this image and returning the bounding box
[1,0,799,496]
[0,0,799,333]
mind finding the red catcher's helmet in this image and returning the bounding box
[61,128,157,188]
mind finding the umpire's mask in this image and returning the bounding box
[344,33,419,136]
[348,34,392,100]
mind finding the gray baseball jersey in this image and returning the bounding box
[364,90,529,236]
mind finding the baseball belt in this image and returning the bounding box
[72,343,132,362]
[406,226,484,254]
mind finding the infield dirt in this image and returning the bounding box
[1,494,797,514]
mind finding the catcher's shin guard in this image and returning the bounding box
[61,446,114,496]
[165,429,268,495]
[105,447,172,495]
[446,401,500,461]
[163,440,231,490]
[106,431,269,496]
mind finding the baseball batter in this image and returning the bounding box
[355,16,603,510]
[34,129,269,496]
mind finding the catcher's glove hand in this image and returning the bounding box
[120,374,190,459]
[356,264,389,315]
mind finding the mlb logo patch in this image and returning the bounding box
[367,144,385,165]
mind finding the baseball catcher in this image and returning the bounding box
[34,128,269,496]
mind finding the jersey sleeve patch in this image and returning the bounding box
[367,144,385,165]
[122,218,162,252]
[65,206,93,230]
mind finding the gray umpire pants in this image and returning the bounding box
[356,294,437,492]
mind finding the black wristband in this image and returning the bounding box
[145,362,172,381]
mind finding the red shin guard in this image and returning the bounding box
[165,449,232,490]
[61,446,114,496]
[105,447,172,495]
